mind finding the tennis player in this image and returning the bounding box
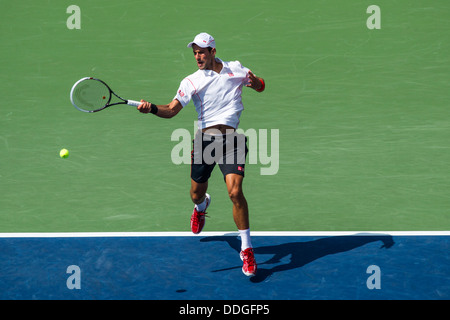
[137,32,265,277]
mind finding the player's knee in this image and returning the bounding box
[228,187,244,203]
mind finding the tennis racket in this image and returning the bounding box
[70,77,141,113]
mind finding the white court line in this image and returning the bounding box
[0,231,449,238]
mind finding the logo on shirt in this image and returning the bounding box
[228,72,234,77]
[178,89,185,97]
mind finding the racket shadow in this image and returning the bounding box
[200,234,394,283]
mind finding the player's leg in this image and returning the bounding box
[190,179,211,234]
[189,131,215,234]
[224,173,249,230]
[220,132,251,233]
[221,132,256,276]
[190,179,208,205]
[225,173,256,277]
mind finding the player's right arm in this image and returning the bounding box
[138,77,192,117]
[137,99,183,118]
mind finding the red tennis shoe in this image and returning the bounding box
[190,193,210,234]
[240,247,257,277]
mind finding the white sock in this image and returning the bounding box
[239,228,252,251]
[195,196,208,212]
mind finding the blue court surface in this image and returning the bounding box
[0,232,448,300]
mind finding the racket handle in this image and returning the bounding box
[127,100,141,107]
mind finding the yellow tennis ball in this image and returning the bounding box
[60,148,69,159]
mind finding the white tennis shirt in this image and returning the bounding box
[174,58,250,129]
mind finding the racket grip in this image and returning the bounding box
[127,100,141,107]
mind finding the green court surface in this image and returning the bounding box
[1,0,449,233]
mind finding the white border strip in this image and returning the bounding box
[0,231,449,238]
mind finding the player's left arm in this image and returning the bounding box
[246,71,265,92]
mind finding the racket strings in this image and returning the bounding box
[72,79,110,112]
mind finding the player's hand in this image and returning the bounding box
[137,99,151,113]
[246,71,264,91]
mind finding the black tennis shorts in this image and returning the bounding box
[191,131,248,183]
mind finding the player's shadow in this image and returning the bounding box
[200,234,394,283]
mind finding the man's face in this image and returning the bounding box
[192,44,215,70]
